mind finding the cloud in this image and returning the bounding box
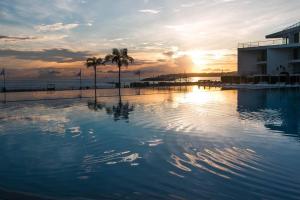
[0,49,91,63]
[163,51,175,57]
[138,9,160,14]
[157,59,167,62]
[38,69,61,78]
[174,55,194,68]
[108,37,129,42]
[38,35,69,41]
[3,0,299,73]
[181,3,198,8]
[0,35,39,41]
[0,35,68,42]
[35,23,79,32]
[132,59,158,65]
[180,0,235,8]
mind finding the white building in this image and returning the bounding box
[238,22,300,76]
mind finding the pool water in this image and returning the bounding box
[0,87,300,199]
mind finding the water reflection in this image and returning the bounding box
[0,87,300,199]
[87,98,105,111]
[1,92,6,104]
[106,99,134,122]
[170,147,260,179]
[237,89,300,139]
[87,93,134,122]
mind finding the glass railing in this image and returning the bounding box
[238,39,288,48]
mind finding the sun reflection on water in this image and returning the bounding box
[169,147,261,179]
[174,86,224,105]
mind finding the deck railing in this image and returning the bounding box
[238,39,288,48]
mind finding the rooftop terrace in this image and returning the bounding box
[239,21,300,48]
[238,39,287,48]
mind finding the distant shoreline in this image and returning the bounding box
[2,82,300,94]
[142,72,236,81]
[0,75,224,92]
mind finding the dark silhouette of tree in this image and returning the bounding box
[87,93,134,122]
[104,48,134,95]
[87,98,105,111]
[106,94,134,122]
[86,57,104,97]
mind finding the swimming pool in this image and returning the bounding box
[0,86,299,199]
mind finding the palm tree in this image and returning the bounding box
[86,57,104,98]
[104,48,134,95]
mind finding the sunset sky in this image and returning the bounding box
[1,0,300,77]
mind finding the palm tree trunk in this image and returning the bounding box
[118,65,121,96]
[3,72,6,92]
[94,66,97,98]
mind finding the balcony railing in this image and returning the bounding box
[238,39,288,48]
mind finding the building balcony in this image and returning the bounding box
[238,39,287,48]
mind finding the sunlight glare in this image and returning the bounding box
[189,50,207,67]
[175,86,224,105]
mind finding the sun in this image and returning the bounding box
[188,50,208,70]
[187,50,226,72]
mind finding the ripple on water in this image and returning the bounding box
[169,147,261,179]
[134,102,236,135]
[147,139,164,147]
[67,126,81,137]
[88,129,94,134]
[169,146,300,198]
[169,171,185,178]
[79,150,141,179]
[104,150,115,154]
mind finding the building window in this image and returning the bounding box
[293,63,300,74]
[258,64,267,75]
[294,32,300,43]
[257,50,267,62]
[293,49,299,60]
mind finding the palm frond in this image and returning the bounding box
[104,54,114,63]
[86,57,96,68]
[104,48,134,68]
[86,57,104,68]
[96,58,103,65]
[121,48,128,57]
[112,48,120,56]
[112,56,119,64]
[128,56,134,63]
[121,59,129,67]
[86,58,94,63]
